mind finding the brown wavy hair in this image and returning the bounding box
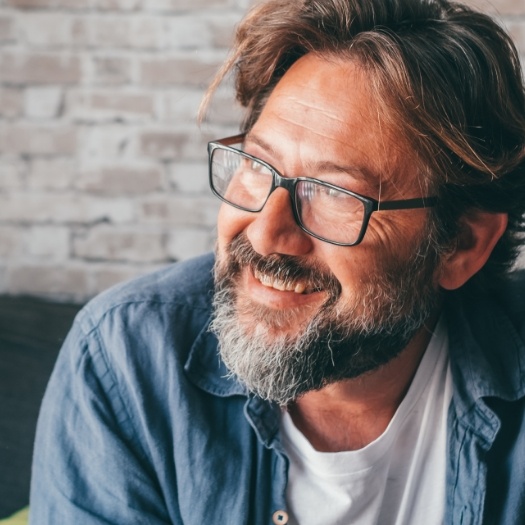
[203,0,525,290]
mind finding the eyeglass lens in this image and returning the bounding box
[211,147,367,245]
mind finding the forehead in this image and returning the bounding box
[250,53,420,195]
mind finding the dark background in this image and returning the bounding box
[0,297,81,518]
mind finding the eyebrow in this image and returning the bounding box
[244,132,379,186]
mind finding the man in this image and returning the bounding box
[30,0,525,523]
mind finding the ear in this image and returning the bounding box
[438,211,508,290]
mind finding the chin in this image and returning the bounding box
[236,293,320,338]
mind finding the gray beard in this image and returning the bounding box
[210,233,441,406]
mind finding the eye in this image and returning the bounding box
[250,160,265,172]
[326,186,344,198]
[241,156,265,173]
[315,184,347,199]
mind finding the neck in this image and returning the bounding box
[287,312,441,452]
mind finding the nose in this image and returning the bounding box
[246,187,314,257]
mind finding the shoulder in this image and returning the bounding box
[77,252,215,332]
[63,253,217,377]
[449,269,525,330]
[86,252,215,316]
[51,253,219,420]
[447,269,525,402]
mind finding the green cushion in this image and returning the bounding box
[0,508,29,525]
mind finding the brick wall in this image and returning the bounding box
[0,0,524,302]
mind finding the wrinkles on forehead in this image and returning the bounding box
[247,53,422,200]
[244,130,378,190]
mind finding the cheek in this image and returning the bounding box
[318,246,368,295]
[217,204,252,250]
[327,244,388,305]
[352,219,424,279]
[363,217,408,252]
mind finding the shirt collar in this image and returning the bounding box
[445,280,525,415]
[184,314,248,397]
[183,312,281,446]
[185,267,525,415]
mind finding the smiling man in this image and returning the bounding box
[30,1,525,524]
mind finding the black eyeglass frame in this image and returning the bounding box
[208,134,438,247]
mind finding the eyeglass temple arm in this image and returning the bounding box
[211,134,246,147]
[376,196,437,211]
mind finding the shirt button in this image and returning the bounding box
[272,510,289,524]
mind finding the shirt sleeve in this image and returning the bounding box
[29,313,173,525]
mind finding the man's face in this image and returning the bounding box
[211,53,442,405]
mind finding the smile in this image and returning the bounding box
[253,269,318,294]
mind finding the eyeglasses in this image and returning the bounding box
[208,134,437,246]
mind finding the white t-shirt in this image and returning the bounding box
[281,319,452,525]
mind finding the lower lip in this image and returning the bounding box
[242,267,327,309]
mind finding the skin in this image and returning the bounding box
[216,53,508,452]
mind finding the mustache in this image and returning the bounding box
[222,233,342,298]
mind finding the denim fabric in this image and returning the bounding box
[30,253,525,524]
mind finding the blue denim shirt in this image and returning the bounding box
[30,253,525,524]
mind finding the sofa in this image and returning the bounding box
[0,296,81,519]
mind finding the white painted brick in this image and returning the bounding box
[0,266,7,294]
[18,13,73,48]
[0,0,521,303]
[24,87,64,119]
[73,225,166,262]
[5,0,93,9]
[25,225,70,260]
[0,88,23,118]
[168,161,209,193]
[68,17,91,47]
[0,16,16,44]
[92,16,132,48]
[0,124,76,155]
[0,51,81,85]
[88,262,167,296]
[141,0,233,11]
[207,13,242,49]
[95,0,141,10]
[478,0,525,15]
[27,158,75,190]
[139,194,220,227]
[138,51,225,87]
[0,226,26,258]
[68,15,164,49]
[131,16,167,49]
[234,0,255,9]
[78,125,138,160]
[204,85,244,127]
[139,127,214,161]
[83,55,134,85]
[166,227,214,260]
[0,192,134,224]
[90,263,151,295]
[7,263,90,302]
[76,164,164,194]
[154,88,204,123]
[139,128,188,160]
[166,16,211,49]
[180,128,220,159]
[0,160,26,189]
[506,21,525,56]
[66,89,154,122]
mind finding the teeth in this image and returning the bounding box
[272,280,287,291]
[294,282,306,294]
[254,269,314,294]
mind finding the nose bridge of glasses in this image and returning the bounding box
[272,169,297,197]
